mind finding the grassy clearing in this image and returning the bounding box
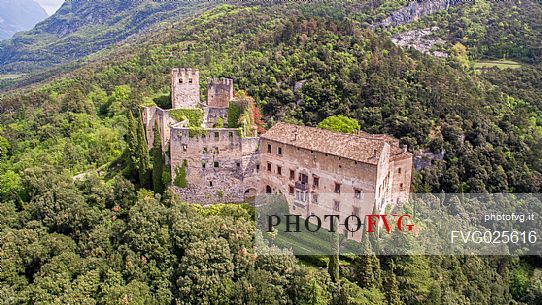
[474,59,523,70]
[0,74,24,80]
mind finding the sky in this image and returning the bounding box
[34,0,64,15]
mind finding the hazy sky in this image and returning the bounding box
[34,0,64,15]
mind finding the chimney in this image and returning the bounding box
[402,145,408,153]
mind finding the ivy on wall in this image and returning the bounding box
[174,159,188,188]
[168,108,204,127]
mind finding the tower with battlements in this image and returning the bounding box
[171,68,200,109]
[207,78,234,108]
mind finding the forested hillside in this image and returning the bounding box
[388,0,542,63]
[0,2,541,304]
[0,0,213,74]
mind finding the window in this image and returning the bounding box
[202,162,206,168]
[335,183,341,193]
[400,183,404,191]
[214,161,219,168]
[289,185,294,194]
[278,147,282,155]
[236,162,241,168]
[179,78,183,84]
[334,200,340,211]
[289,169,295,180]
[312,193,319,204]
[214,132,220,140]
[398,168,402,174]
[295,190,307,203]
[188,78,193,84]
[313,176,319,188]
[209,181,213,187]
[182,144,187,152]
[277,166,282,175]
[256,164,260,172]
[203,147,208,153]
[354,189,361,199]
[267,144,272,153]
[266,185,272,194]
[229,132,233,138]
[267,162,272,172]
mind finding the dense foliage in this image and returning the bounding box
[391,0,542,63]
[318,115,361,134]
[0,2,541,304]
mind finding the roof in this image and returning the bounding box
[358,131,412,161]
[261,122,390,165]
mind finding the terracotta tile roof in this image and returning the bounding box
[261,122,389,165]
[358,131,412,161]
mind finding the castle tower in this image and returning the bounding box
[171,68,200,109]
[207,78,234,108]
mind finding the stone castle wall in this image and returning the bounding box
[171,68,200,109]
[170,127,260,204]
[204,107,228,128]
[141,106,178,154]
[207,78,233,108]
[142,67,413,214]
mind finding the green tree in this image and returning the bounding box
[328,225,340,283]
[152,124,165,194]
[0,135,11,161]
[353,236,382,290]
[126,110,139,180]
[385,260,403,305]
[136,110,151,189]
[318,115,361,134]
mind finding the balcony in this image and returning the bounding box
[295,181,309,191]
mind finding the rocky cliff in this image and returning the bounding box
[371,0,465,29]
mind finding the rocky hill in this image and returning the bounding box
[0,0,212,74]
[0,0,48,40]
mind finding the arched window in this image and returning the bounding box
[266,185,272,194]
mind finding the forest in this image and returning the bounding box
[0,2,541,304]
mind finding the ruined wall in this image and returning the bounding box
[141,106,178,154]
[141,107,157,148]
[170,127,259,204]
[171,68,200,109]
[204,107,228,128]
[207,78,233,108]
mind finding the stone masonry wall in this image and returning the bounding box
[171,68,200,109]
[207,78,233,108]
[141,106,178,154]
[170,127,259,204]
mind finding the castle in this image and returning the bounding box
[142,68,413,240]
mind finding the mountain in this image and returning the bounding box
[0,0,213,74]
[0,0,48,40]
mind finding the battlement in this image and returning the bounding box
[207,77,234,108]
[171,68,200,109]
[208,77,233,86]
[173,68,200,84]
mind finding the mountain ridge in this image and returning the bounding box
[0,0,213,74]
[0,0,48,40]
